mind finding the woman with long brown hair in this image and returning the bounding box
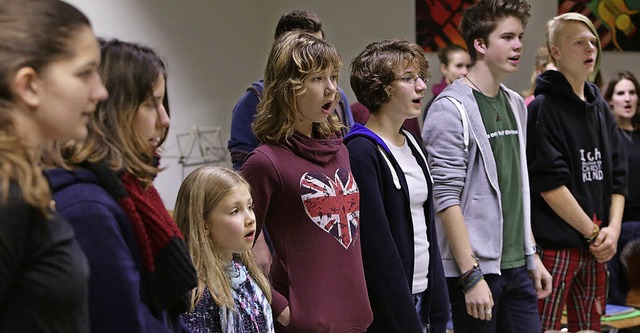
[45,39,197,332]
[0,0,107,331]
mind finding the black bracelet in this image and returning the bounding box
[459,265,484,293]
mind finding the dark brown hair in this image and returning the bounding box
[459,0,531,62]
[350,39,429,113]
[274,10,324,39]
[66,39,168,187]
[604,71,640,130]
[438,44,468,65]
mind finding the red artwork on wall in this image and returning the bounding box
[416,0,475,52]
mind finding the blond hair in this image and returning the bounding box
[0,110,52,216]
[546,12,602,82]
[252,30,343,144]
[173,166,271,310]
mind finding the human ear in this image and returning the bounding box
[549,44,560,62]
[473,38,487,57]
[11,67,41,109]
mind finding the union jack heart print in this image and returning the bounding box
[300,167,360,249]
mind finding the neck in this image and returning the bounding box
[561,70,588,101]
[618,117,634,131]
[218,250,233,263]
[366,112,405,146]
[12,110,45,161]
[294,121,313,138]
[465,63,502,97]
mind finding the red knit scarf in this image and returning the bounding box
[81,158,197,315]
[117,172,197,315]
[119,173,179,272]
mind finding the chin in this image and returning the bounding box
[69,130,89,143]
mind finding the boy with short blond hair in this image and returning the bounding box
[527,12,628,332]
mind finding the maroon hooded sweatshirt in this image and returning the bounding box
[242,131,372,333]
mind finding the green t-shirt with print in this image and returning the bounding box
[473,89,525,269]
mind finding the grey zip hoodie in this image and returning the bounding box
[422,79,536,277]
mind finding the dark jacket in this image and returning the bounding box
[45,168,187,333]
[0,182,89,333]
[527,70,628,248]
[344,123,449,333]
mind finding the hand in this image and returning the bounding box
[529,254,552,299]
[589,226,619,263]
[277,306,291,326]
[252,232,272,275]
[464,279,494,321]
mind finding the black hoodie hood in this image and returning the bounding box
[534,70,603,107]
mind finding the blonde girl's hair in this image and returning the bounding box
[546,12,602,82]
[252,30,343,144]
[0,110,52,216]
[173,166,271,310]
[64,39,169,187]
[0,0,93,215]
[522,46,553,97]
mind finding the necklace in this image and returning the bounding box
[465,75,501,121]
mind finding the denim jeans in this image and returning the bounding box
[447,266,540,333]
[413,291,428,333]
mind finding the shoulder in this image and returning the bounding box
[345,135,377,153]
[0,182,37,230]
[243,146,278,170]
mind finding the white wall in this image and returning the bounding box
[68,0,639,209]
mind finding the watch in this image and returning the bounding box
[534,244,543,257]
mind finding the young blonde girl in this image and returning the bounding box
[174,166,273,333]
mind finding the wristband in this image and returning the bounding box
[459,254,483,293]
[460,265,484,293]
[585,223,600,243]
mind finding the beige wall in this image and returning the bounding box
[67,0,640,208]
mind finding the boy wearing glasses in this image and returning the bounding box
[421,1,551,332]
[345,39,449,333]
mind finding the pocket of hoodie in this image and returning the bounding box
[464,194,501,259]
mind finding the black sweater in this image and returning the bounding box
[527,70,627,249]
[622,130,640,221]
[0,182,90,332]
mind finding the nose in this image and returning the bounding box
[157,105,170,128]
[416,77,427,92]
[245,210,256,226]
[93,77,109,102]
[461,66,469,77]
[325,80,337,96]
[514,37,523,51]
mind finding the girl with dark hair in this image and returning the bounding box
[604,71,640,305]
[0,0,108,331]
[45,39,197,332]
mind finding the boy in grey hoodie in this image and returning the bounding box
[421,0,551,332]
